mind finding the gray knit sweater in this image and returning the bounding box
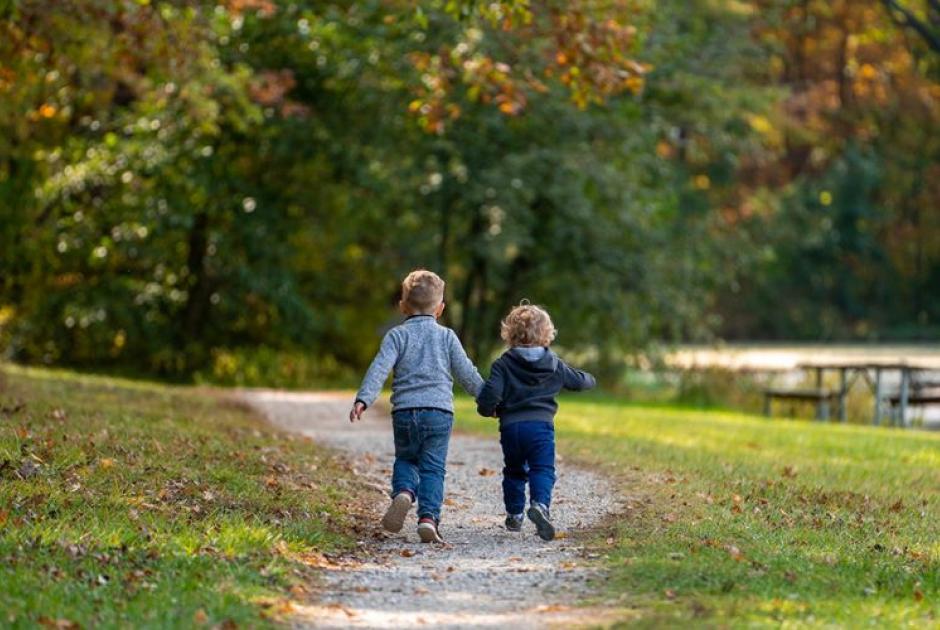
[355,315,484,413]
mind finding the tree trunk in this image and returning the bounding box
[180,211,211,348]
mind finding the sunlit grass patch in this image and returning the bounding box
[454,394,939,627]
[0,365,358,628]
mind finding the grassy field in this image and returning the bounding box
[0,366,360,628]
[455,395,940,628]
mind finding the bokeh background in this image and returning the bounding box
[2,0,939,388]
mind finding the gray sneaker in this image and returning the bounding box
[527,503,555,541]
[505,513,524,532]
[417,517,444,543]
[381,492,413,533]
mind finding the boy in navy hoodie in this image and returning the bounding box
[476,302,596,540]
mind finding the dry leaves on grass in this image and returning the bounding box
[477,468,497,477]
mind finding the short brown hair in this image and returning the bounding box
[401,269,445,314]
[500,302,556,347]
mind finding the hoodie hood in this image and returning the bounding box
[505,347,558,385]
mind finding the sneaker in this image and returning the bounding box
[526,502,555,541]
[417,517,444,543]
[381,491,413,533]
[505,513,524,532]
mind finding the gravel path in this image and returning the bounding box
[240,390,620,629]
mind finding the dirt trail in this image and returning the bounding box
[240,390,620,629]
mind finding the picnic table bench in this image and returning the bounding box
[763,388,839,420]
[763,362,940,427]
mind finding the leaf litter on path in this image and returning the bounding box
[241,390,622,628]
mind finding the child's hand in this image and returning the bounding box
[349,401,366,423]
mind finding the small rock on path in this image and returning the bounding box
[240,390,620,629]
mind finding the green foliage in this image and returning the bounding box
[194,347,356,389]
[1,0,938,383]
[0,365,361,627]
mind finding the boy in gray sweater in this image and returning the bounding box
[349,269,483,543]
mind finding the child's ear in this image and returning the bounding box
[435,302,446,318]
[399,299,408,315]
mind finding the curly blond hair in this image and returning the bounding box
[500,302,556,347]
[401,269,445,314]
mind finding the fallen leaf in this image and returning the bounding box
[400,549,416,558]
[16,459,40,479]
[914,589,924,602]
[664,589,677,600]
[193,609,209,625]
[38,617,79,629]
[536,604,570,612]
[477,468,496,477]
[99,458,115,470]
[889,499,903,513]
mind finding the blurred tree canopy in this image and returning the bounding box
[0,0,938,382]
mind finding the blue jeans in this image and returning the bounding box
[499,420,556,515]
[391,408,453,522]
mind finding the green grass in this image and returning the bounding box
[0,365,359,628]
[454,394,939,628]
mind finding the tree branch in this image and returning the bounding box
[882,0,940,53]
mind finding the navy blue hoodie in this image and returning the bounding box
[476,347,596,426]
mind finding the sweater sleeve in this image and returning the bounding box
[559,361,596,391]
[448,330,485,397]
[476,360,505,417]
[355,330,400,407]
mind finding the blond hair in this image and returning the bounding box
[401,269,445,314]
[500,302,556,347]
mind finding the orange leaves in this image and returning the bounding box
[548,2,648,109]
[226,0,277,18]
[248,69,308,118]
[405,1,647,132]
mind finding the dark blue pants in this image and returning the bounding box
[499,420,556,515]
[391,408,453,522]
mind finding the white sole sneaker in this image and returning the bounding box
[417,520,443,543]
[381,493,413,533]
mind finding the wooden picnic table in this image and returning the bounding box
[795,362,936,427]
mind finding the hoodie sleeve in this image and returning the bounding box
[355,330,400,407]
[448,330,485,397]
[476,359,506,418]
[559,361,596,391]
